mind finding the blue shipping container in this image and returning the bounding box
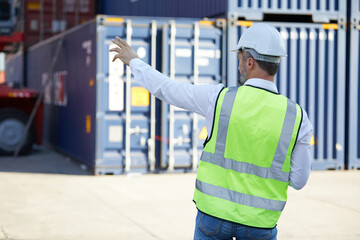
[159,20,225,171]
[349,2,360,169]
[98,0,346,22]
[227,21,346,170]
[26,16,225,174]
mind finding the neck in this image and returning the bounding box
[247,71,275,83]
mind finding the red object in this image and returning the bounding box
[0,32,24,52]
[24,0,95,47]
[0,85,43,145]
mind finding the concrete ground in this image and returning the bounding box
[0,147,359,240]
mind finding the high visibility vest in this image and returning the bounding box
[193,86,303,228]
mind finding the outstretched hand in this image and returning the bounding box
[110,37,139,66]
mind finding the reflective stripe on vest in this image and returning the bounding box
[196,179,286,212]
[200,87,298,182]
[196,86,299,212]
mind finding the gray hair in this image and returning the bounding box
[241,50,280,76]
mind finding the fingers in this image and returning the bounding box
[111,37,129,49]
[112,54,120,62]
[111,39,121,48]
[109,48,121,53]
[116,37,129,47]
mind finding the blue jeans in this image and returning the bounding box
[194,210,278,240]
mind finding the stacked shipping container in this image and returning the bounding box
[9,0,360,172]
[24,0,95,47]
[97,0,345,21]
[24,16,225,174]
[96,0,348,171]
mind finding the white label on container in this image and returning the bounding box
[137,47,147,59]
[42,73,51,104]
[198,58,210,66]
[30,19,38,31]
[198,49,215,58]
[82,40,92,67]
[109,44,124,76]
[109,125,123,142]
[109,76,124,111]
[175,48,192,58]
[328,31,334,41]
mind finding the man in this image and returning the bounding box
[110,23,312,240]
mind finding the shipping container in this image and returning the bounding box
[97,0,346,22]
[227,21,346,170]
[25,16,225,174]
[348,0,360,169]
[23,0,95,47]
[158,19,226,171]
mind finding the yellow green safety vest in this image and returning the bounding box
[193,86,303,228]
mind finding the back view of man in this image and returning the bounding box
[110,23,313,240]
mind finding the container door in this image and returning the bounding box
[233,21,346,170]
[349,4,360,169]
[160,20,224,171]
[96,17,157,174]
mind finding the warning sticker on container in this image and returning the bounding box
[86,115,91,134]
[109,125,123,142]
[131,87,150,107]
[199,126,208,140]
[109,76,124,111]
[109,44,124,76]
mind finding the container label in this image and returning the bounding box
[199,126,208,140]
[131,87,150,107]
[82,40,92,67]
[198,58,210,66]
[176,48,192,58]
[42,71,68,106]
[109,76,124,111]
[86,115,91,134]
[108,125,123,143]
[27,2,41,10]
[109,44,124,76]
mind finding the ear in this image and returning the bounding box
[247,57,256,70]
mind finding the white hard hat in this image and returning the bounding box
[233,23,287,63]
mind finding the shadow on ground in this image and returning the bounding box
[0,145,91,175]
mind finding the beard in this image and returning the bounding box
[238,63,247,86]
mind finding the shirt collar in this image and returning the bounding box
[244,78,279,94]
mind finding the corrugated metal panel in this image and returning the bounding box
[229,21,346,170]
[5,51,24,85]
[26,22,97,169]
[159,20,225,171]
[349,3,360,169]
[96,17,156,174]
[97,0,228,18]
[97,0,345,21]
[231,0,346,22]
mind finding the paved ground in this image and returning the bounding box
[0,146,359,240]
